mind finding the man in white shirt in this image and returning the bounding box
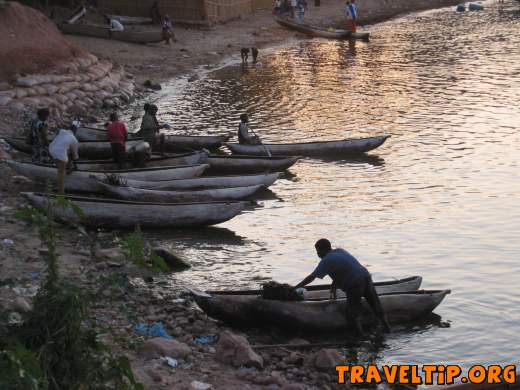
[49,122,80,194]
[110,19,124,32]
[290,0,298,18]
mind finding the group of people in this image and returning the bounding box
[274,0,358,32]
[108,14,174,44]
[25,102,169,194]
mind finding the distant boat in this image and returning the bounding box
[57,22,163,44]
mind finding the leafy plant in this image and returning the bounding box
[122,225,170,273]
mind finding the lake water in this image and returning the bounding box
[134,1,520,374]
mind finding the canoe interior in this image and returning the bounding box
[76,151,206,165]
[25,192,248,207]
[22,161,205,174]
[207,275,422,296]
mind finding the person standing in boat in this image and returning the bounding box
[137,103,166,154]
[27,108,51,163]
[295,238,391,335]
[49,122,80,194]
[107,112,128,169]
[345,0,358,33]
[238,114,261,145]
[162,15,173,44]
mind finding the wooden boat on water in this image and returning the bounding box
[226,135,390,157]
[74,127,232,151]
[23,193,247,229]
[58,23,163,44]
[193,289,451,331]
[208,276,422,300]
[96,181,265,202]
[76,151,209,170]
[205,155,300,174]
[275,16,370,41]
[4,137,143,160]
[7,160,208,187]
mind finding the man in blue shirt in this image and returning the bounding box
[295,238,390,335]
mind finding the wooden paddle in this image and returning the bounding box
[249,127,272,157]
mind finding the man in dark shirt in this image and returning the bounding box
[295,238,391,335]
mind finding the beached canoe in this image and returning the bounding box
[23,192,247,229]
[58,23,163,44]
[7,160,208,186]
[76,151,209,170]
[96,181,265,202]
[208,276,423,300]
[193,289,451,331]
[105,15,153,25]
[73,126,232,151]
[4,137,143,160]
[205,155,300,174]
[225,135,390,157]
[275,16,370,40]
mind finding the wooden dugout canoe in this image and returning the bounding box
[58,23,163,44]
[208,276,423,300]
[205,155,300,174]
[225,135,390,157]
[4,137,143,160]
[7,160,207,186]
[73,126,232,152]
[96,181,265,202]
[23,192,247,229]
[193,289,451,332]
[76,151,209,170]
[275,16,370,41]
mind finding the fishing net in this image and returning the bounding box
[261,281,303,301]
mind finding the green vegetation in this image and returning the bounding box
[0,194,144,390]
[122,225,170,273]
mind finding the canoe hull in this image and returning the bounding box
[194,289,450,332]
[58,23,163,44]
[76,151,209,170]
[206,155,300,174]
[23,192,247,229]
[275,16,370,40]
[225,135,390,157]
[97,182,265,202]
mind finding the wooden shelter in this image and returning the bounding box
[95,0,273,23]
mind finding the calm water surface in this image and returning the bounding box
[132,2,520,370]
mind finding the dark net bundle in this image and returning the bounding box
[262,281,303,301]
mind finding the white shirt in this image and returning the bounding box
[49,129,79,162]
[110,19,124,31]
[291,0,298,7]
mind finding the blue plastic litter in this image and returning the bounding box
[195,335,217,345]
[468,3,483,11]
[134,322,172,339]
[456,4,465,12]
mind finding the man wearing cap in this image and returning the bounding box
[295,238,391,335]
[49,122,80,194]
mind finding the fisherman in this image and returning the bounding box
[290,0,298,18]
[238,114,261,145]
[162,15,173,44]
[137,103,166,154]
[27,108,51,163]
[106,112,128,169]
[295,238,391,335]
[274,0,282,14]
[345,0,358,33]
[48,121,80,194]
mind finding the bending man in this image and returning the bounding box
[295,238,391,335]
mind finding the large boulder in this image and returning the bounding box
[153,247,191,270]
[215,330,263,369]
[138,338,191,360]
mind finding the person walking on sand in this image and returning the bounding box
[345,0,358,33]
[106,112,128,169]
[295,238,391,336]
[49,122,80,194]
[27,108,51,163]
